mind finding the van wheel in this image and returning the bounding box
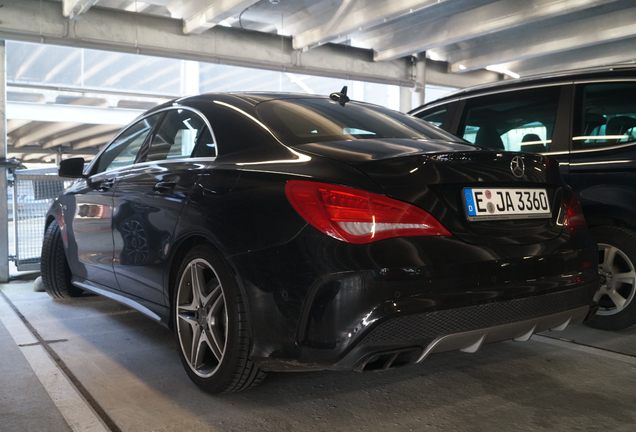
[41,220,83,299]
[586,226,636,330]
[173,244,266,393]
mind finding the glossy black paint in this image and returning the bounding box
[47,93,598,371]
[410,67,636,232]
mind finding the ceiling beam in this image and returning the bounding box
[373,0,619,62]
[183,0,259,34]
[43,124,121,149]
[504,37,636,77]
[63,0,99,19]
[278,0,341,36]
[73,135,112,150]
[448,6,636,72]
[293,0,448,51]
[14,122,81,148]
[22,153,52,161]
[0,0,497,88]
[9,145,99,156]
[7,101,142,125]
[7,119,30,134]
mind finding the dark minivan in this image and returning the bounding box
[411,66,636,330]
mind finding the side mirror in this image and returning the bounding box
[59,157,86,178]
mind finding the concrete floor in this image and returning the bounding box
[2,280,636,432]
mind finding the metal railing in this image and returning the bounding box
[11,168,71,271]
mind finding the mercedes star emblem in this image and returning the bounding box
[510,156,525,178]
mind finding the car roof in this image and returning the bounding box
[157,92,326,108]
[143,92,389,118]
[412,65,636,112]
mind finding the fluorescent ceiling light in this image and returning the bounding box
[486,65,520,79]
[426,50,443,62]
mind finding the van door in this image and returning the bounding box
[568,82,636,207]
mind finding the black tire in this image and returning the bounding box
[173,244,266,393]
[586,226,636,330]
[41,220,83,299]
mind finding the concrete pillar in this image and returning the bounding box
[414,53,427,107]
[0,40,9,282]
[399,87,412,113]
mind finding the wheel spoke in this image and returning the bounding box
[613,271,636,285]
[209,293,224,316]
[593,287,606,302]
[195,332,216,369]
[190,263,205,307]
[177,310,198,328]
[207,326,223,361]
[603,246,618,272]
[207,295,225,359]
[201,284,221,309]
[608,290,627,309]
[190,323,202,366]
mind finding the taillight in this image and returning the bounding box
[561,192,586,231]
[285,180,450,244]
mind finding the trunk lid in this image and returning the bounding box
[296,138,565,245]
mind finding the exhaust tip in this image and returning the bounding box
[358,348,421,372]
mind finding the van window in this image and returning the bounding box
[460,87,560,153]
[574,82,636,150]
[419,107,448,128]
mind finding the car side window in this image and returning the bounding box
[418,107,448,128]
[143,109,216,161]
[460,87,560,153]
[573,82,636,150]
[93,114,160,174]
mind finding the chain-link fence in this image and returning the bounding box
[11,168,71,271]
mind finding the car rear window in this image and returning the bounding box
[255,98,464,146]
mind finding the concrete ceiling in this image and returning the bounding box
[86,0,636,77]
[3,0,636,164]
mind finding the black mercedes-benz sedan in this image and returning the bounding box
[42,91,598,393]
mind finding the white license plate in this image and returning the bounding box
[463,188,551,221]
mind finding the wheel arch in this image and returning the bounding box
[582,203,636,231]
[164,233,252,334]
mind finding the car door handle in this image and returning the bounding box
[97,179,114,192]
[153,181,177,192]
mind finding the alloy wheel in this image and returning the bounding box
[595,243,636,316]
[176,258,228,378]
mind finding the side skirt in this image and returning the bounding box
[72,279,169,325]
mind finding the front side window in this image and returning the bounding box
[460,87,560,153]
[143,109,215,161]
[93,114,160,174]
[574,82,636,150]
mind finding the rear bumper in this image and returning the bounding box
[229,228,597,372]
[252,282,596,372]
[410,305,589,364]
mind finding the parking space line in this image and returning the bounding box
[533,334,636,366]
[0,289,117,432]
